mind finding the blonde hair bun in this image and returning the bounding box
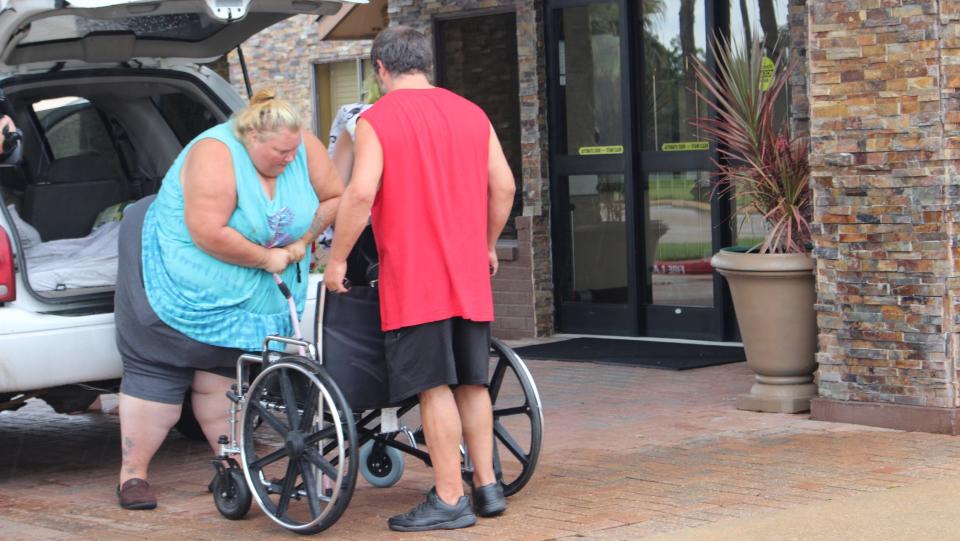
[233,88,301,140]
[250,88,277,105]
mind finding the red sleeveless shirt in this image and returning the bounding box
[360,88,494,331]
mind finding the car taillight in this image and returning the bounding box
[0,225,15,302]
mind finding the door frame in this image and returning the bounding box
[546,0,740,340]
[633,0,735,340]
[546,0,640,335]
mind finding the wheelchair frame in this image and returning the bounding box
[210,281,544,535]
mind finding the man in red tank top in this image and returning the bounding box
[325,26,516,532]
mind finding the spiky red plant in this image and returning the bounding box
[692,35,811,254]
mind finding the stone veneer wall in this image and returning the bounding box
[227,15,371,132]
[438,13,523,238]
[809,0,960,433]
[390,1,553,339]
[789,0,810,138]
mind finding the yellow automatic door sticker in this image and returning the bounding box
[661,141,709,152]
[578,145,624,155]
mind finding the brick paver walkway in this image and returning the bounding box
[4,355,960,540]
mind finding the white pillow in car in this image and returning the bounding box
[6,203,41,249]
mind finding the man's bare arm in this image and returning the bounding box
[300,129,344,244]
[324,119,383,292]
[331,129,356,187]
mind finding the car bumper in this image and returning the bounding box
[0,310,119,393]
[0,275,321,394]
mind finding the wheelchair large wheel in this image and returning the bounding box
[239,357,358,535]
[479,338,544,497]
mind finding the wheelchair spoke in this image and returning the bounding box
[275,460,299,519]
[278,369,301,430]
[489,358,508,402]
[493,405,529,419]
[300,457,323,518]
[250,400,290,435]
[492,439,503,478]
[299,385,319,432]
[494,420,529,466]
[303,424,338,446]
[304,448,339,480]
[322,429,352,459]
[250,446,289,471]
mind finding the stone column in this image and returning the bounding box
[789,0,810,138]
[809,0,960,432]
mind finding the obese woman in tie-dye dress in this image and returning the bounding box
[112,89,343,509]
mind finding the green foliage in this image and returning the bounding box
[649,177,695,202]
[589,4,620,35]
[655,237,764,261]
[655,242,712,261]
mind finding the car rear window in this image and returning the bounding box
[33,97,122,171]
[151,93,218,146]
[21,14,227,45]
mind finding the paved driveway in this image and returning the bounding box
[4,356,960,540]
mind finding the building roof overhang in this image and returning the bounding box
[317,0,386,40]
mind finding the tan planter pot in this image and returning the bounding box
[711,249,817,413]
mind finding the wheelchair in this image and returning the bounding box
[209,266,544,534]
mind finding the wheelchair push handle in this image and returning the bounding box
[272,272,306,356]
[274,274,293,300]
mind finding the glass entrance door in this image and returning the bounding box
[636,0,729,338]
[548,0,791,339]
[547,0,638,335]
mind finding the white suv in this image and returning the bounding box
[0,0,338,421]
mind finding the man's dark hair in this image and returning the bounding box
[371,26,433,77]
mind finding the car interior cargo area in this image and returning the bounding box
[0,73,226,300]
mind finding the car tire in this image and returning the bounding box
[41,387,100,414]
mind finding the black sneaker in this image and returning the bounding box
[472,482,506,517]
[388,488,477,532]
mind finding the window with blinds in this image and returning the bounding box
[314,59,371,144]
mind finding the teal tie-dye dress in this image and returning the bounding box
[141,122,317,350]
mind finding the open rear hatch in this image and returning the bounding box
[0,0,348,72]
[0,0,357,307]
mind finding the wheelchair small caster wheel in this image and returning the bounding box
[360,440,405,488]
[213,467,252,520]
